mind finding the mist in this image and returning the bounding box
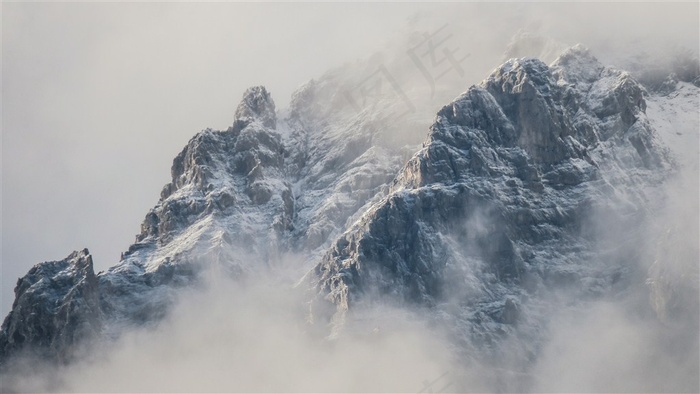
[1,265,458,392]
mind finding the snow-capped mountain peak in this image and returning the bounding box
[0,45,696,392]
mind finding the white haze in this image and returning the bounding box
[2,267,458,393]
[533,172,699,392]
[1,2,699,392]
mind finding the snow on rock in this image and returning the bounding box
[0,67,417,362]
[0,250,101,364]
[0,45,692,373]
[311,46,675,364]
[234,85,277,129]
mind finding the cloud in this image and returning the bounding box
[2,267,456,392]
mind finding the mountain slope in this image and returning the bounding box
[0,45,694,382]
[0,81,415,364]
[312,45,675,361]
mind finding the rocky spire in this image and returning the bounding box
[234,86,277,129]
[0,249,101,365]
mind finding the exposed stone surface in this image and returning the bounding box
[0,46,691,376]
[284,78,408,251]
[312,46,673,354]
[0,250,101,364]
[234,86,277,129]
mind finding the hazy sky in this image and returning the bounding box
[1,2,698,316]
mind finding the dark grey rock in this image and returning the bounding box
[0,250,101,365]
[311,46,672,355]
[0,46,684,377]
[234,86,277,129]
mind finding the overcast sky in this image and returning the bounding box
[2,2,698,316]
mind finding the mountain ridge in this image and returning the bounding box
[312,46,673,354]
[0,45,692,383]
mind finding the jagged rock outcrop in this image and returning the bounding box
[99,86,296,331]
[130,85,292,268]
[0,86,294,364]
[312,46,672,351]
[0,76,414,363]
[0,250,101,364]
[234,85,277,129]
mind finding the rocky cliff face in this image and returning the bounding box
[312,46,673,357]
[0,45,690,372]
[0,250,101,363]
[0,75,412,364]
[132,86,292,268]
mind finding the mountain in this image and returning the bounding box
[312,45,677,371]
[0,45,696,389]
[0,80,415,366]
